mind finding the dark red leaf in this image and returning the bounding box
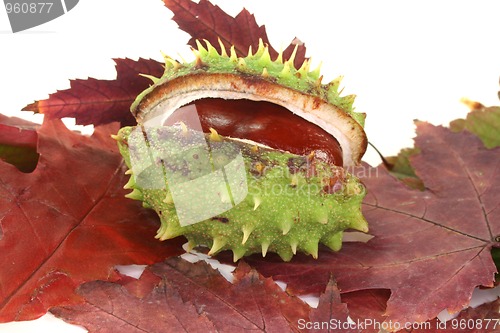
[0,119,184,322]
[235,122,500,327]
[308,277,361,333]
[22,58,164,127]
[51,270,217,333]
[52,257,310,332]
[150,257,310,332]
[163,0,307,67]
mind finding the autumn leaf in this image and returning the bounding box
[308,277,361,333]
[407,298,500,333]
[162,0,307,67]
[22,58,164,127]
[50,270,217,333]
[0,119,184,322]
[150,258,310,332]
[0,115,39,172]
[52,257,311,332]
[235,121,500,327]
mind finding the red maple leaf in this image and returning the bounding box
[163,0,307,67]
[149,258,310,332]
[0,119,184,322]
[51,257,310,332]
[22,58,164,127]
[50,270,217,333]
[233,121,500,326]
[309,277,361,333]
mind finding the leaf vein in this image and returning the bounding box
[364,202,489,243]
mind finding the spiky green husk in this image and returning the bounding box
[115,125,367,261]
[132,39,365,127]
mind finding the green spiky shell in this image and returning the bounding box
[131,39,367,166]
[115,126,367,261]
[116,39,370,261]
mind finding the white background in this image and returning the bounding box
[1,0,499,331]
